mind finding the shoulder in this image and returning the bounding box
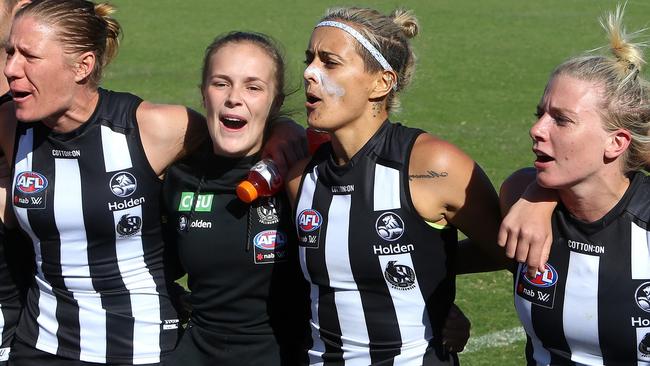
[409,133,476,183]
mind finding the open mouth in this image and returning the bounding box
[11,90,31,101]
[534,150,554,163]
[305,92,321,105]
[220,116,247,130]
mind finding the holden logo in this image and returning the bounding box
[110,172,137,197]
[636,282,650,313]
[375,212,404,241]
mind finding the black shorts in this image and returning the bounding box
[9,338,165,366]
[163,323,302,366]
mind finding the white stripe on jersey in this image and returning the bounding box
[635,327,650,365]
[377,254,434,366]
[112,205,161,363]
[296,167,327,365]
[101,125,132,172]
[326,195,370,365]
[513,263,551,365]
[631,222,650,280]
[13,129,60,352]
[54,158,107,363]
[563,251,601,365]
[373,164,400,211]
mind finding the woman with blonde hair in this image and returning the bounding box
[1,0,303,364]
[500,5,650,364]
[288,6,510,365]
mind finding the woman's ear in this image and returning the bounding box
[369,70,397,99]
[604,128,632,159]
[74,51,96,82]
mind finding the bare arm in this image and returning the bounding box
[409,134,510,274]
[262,117,307,178]
[498,167,557,276]
[0,102,17,228]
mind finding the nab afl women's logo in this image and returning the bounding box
[375,212,404,241]
[253,230,286,250]
[384,260,416,290]
[110,171,137,197]
[522,263,558,288]
[298,209,322,232]
[15,171,48,194]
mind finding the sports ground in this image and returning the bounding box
[104,1,650,364]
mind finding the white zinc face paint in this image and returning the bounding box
[305,65,345,97]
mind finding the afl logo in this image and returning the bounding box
[635,282,650,313]
[15,171,48,194]
[298,209,322,232]
[254,230,286,250]
[521,263,558,288]
[110,172,137,197]
[376,212,404,241]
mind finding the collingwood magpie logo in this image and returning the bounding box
[384,260,416,290]
[116,214,142,237]
[636,282,650,313]
[110,172,137,197]
[640,333,650,356]
[376,212,404,241]
[257,197,279,225]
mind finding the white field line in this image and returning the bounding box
[463,327,526,353]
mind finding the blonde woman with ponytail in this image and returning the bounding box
[499,5,650,364]
[287,6,512,365]
[0,0,304,365]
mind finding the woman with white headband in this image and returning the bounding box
[287,6,514,365]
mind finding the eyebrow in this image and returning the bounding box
[209,74,268,84]
[537,104,578,117]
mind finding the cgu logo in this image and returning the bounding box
[254,230,286,250]
[298,209,322,232]
[522,263,559,288]
[15,171,48,194]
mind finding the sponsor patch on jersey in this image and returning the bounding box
[178,192,213,212]
[640,333,650,358]
[254,230,288,264]
[162,319,179,330]
[384,260,416,290]
[178,214,189,232]
[375,212,404,241]
[109,171,137,197]
[635,282,650,313]
[0,347,9,361]
[116,214,142,237]
[297,209,323,249]
[13,171,48,209]
[516,263,558,309]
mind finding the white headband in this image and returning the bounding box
[315,20,397,89]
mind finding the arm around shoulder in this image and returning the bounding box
[136,102,207,177]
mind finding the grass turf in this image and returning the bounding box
[104,1,650,364]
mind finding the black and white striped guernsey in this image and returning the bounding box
[11,88,179,364]
[295,121,458,365]
[515,172,650,365]
[0,92,22,364]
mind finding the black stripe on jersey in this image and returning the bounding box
[28,127,81,358]
[529,229,571,364]
[347,159,402,363]
[76,127,135,360]
[308,179,344,364]
[596,219,637,364]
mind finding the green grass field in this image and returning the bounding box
[104,1,650,364]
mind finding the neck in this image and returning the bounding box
[43,88,100,133]
[330,108,388,165]
[559,170,630,222]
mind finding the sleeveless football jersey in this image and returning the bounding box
[0,92,22,363]
[515,172,650,365]
[295,121,458,365]
[11,88,178,364]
